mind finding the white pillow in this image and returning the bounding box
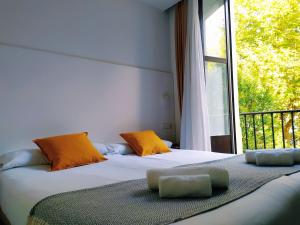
[106,143,133,155]
[106,140,173,155]
[163,140,173,148]
[0,149,49,171]
[93,143,109,155]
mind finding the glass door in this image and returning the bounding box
[200,0,236,153]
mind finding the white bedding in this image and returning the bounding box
[1,149,300,225]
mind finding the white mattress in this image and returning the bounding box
[1,149,300,225]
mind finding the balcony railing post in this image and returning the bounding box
[244,114,249,149]
[281,113,285,148]
[291,111,296,148]
[271,113,275,149]
[261,114,266,149]
[252,114,257,149]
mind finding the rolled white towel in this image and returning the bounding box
[245,149,283,163]
[255,151,294,166]
[158,175,212,198]
[245,150,260,164]
[290,148,300,163]
[245,149,300,164]
[147,166,229,190]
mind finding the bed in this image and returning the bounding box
[1,149,300,225]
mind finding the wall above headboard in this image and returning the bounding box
[0,0,171,72]
[0,0,175,152]
[136,0,181,11]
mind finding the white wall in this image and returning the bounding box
[0,0,175,152]
[0,0,171,72]
[137,0,181,11]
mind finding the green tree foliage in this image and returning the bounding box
[234,0,300,149]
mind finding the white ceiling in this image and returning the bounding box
[137,0,181,11]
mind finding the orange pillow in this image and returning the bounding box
[120,130,170,156]
[33,132,106,171]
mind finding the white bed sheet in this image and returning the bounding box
[1,149,300,225]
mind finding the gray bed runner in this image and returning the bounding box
[28,155,300,225]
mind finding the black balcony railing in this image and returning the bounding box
[240,109,300,150]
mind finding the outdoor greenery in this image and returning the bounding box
[234,0,300,149]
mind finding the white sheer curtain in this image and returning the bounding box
[180,0,211,151]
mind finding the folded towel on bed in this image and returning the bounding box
[245,150,261,164]
[246,149,300,165]
[158,175,212,198]
[255,151,294,166]
[147,166,229,190]
[291,149,300,163]
[245,149,281,163]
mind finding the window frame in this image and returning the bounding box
[199,0,237,154]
